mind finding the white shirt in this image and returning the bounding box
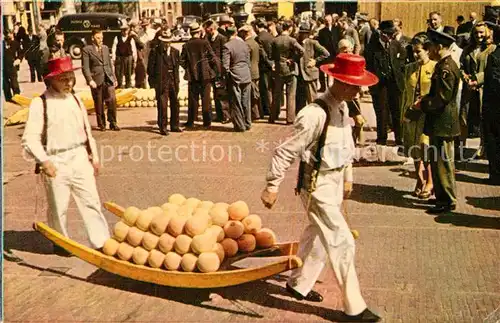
[112,35,137,62]
[21,89,99,164]
[266,89,355,193]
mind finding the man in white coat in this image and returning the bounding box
[261,53,381,322]
[22,56,110,256]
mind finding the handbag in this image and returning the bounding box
[404,66,423,122]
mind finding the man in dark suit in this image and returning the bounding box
[364,20,407,146]
[296,26,330,111]
[240,24,263,120]
[427,11,454,34]
[317,14,341,91]
[3,30,22,102]
[256,20,274,116]
[223,26,252,132]
[23,26,43,83]
[148,29,182,136]
[270,20,304,124]
[204,19,231,123]
[417,30,461,214]
[482,22,500,185]
[180,22,220,128]
[456,16,469,35]
[82,29,119,131]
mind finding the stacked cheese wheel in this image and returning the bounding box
[102,194,277,273]
[120,89,157,108]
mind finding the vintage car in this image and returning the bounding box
[56,13,128,59]
[173,15,202,41]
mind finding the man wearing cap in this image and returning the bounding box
[22,56,111,256]
[82,29,120,131]
[180,22,220,128]
[482,21,500,185]
[223,25,252,131]
[217,14,233,38]
[148,28,181,135]
[296,25,330,111]
[364,20,407,146]
[261,53,381,322]
[415,29,461,214]
[112,23,137,89]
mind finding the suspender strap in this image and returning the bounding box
[72,94,92,157]
[295,98,331,195]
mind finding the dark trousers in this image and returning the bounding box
[259,71,272,116]
[229,80,251,131]
[187,80,212,126]
[429,136,457,207]
[91,83,117,128]
[213,80,231,122]
[271,75,297,123]
[3,69,20,101]
[250,79,261,120]
[483,114,500,181]
[370,81,403,145]
[156,83,179,131]
[135,55,147,89]
[296,76,317,113]
[115,56,133,88]
[28,58,43,82]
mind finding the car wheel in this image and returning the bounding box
[69,43,83,60]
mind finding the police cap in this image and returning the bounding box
[427,29,455,47]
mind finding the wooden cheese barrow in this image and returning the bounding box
[32,202,302,289]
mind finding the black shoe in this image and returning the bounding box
[160,129,169,136]
[338,308,381,322]
[285,284,323,302]
[171,128,183,133]
[110,124,121,131]
[53,245,72,257]
[426,204,456,214]
[98,126,106,132]
[184,122,194,128]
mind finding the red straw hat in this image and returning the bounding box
[44,56,81,79]
[320,53,378,87]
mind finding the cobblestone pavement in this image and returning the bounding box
[2,56,500,323]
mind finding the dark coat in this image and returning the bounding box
[223,37,251,84]
[270,33,304,77]
[3,40,23,73]
[364,32,407,91]
[81,44,116,86]
[482,46,500,117]
[299,38,329,81]
[317,25,341,60]
[206,32,227,73]
[245,37,261,80]
[421,55,461,138]
[256,30,274,72]
[22,34,41,61]
[147,45,180,93]
[180,37,220,82]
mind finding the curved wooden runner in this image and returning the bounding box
[32,202,302,288]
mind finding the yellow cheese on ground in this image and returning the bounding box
[228,201,249,221]
[136,209,154,231]
[158,233,176,253]
[174,234,192,255]
[164,251,182,270]
[117,242,134,261]
[167,215,188,237]
[197,252,221,273]
[207,225,224,242]
[168,193,186,205]
[185,215,209,237]
[242,214,262,234]
[191,232,216,254]
[132,246,149,265]
[148,249,165,268]
[123,206,141,226]
[113,221,130,242]
[183,197,201,209]
[102,238,120,256]
[209,206,229,227]
[177,204,194,217]
[142,231,160,250]
[127,227,145,247]
[181,253,198,272]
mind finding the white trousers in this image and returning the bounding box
[287,168,367,316]
[43,146,110,249]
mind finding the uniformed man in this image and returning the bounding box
[22,56,111,256]
[261,53,381,322]
[415,30,461,214]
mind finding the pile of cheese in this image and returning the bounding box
[120,89,157,108]
[102,194,277,273]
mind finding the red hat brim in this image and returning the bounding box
[44,66,81,79]
[320,64,379,87]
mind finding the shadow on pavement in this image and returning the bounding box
[434,213,500,230]
[13,260,345,321]
[351,183,430,211]
[455,172,487,185]
[456,161,489,174]
[465,196,500,211]
[3,230,54,255]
